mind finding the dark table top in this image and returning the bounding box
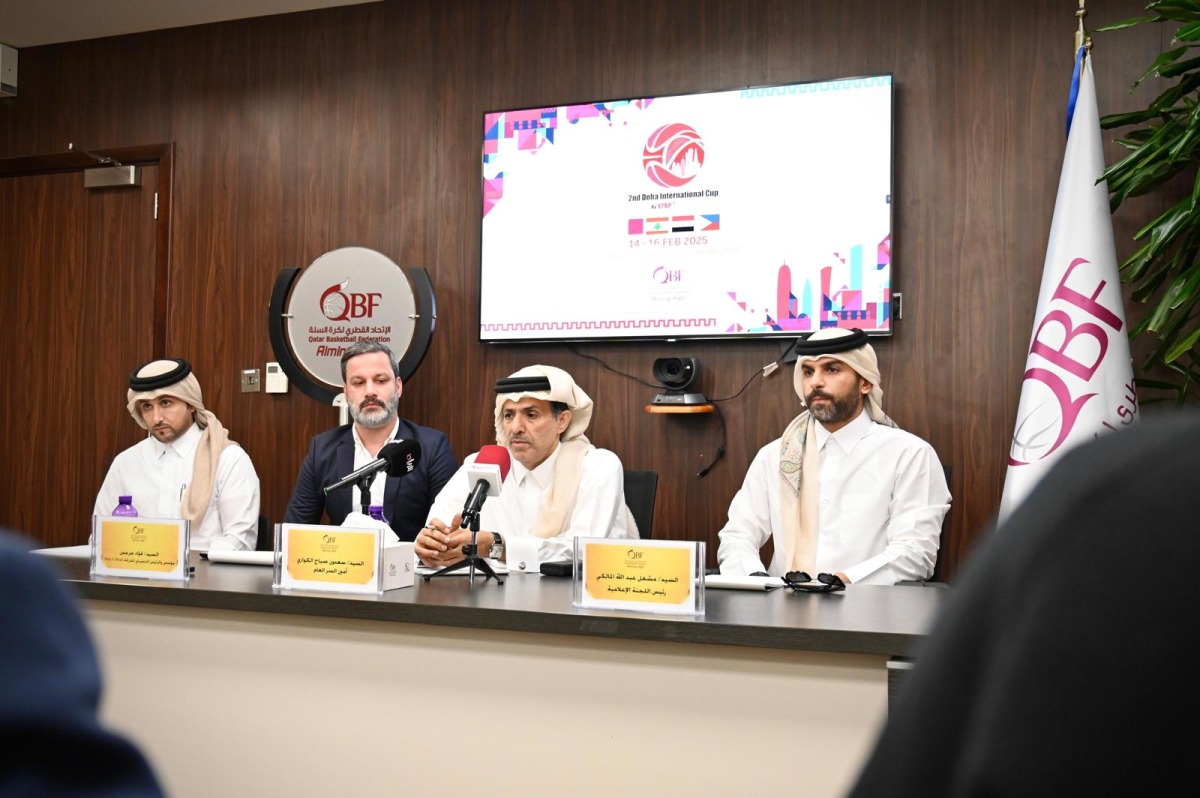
[45,552,951,658]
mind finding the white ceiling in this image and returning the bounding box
[0,0,380,48]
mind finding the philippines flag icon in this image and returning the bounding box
[701,214,720,231]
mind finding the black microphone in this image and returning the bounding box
[322,439,422,496]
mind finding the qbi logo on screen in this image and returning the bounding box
[653,266,682,284]
[642,123,705,188]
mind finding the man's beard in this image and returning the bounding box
[805,389,861,425]
[349,394,399,428]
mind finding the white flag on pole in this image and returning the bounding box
[999,48,1139,520]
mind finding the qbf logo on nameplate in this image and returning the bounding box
[572,538,705,616]
[90,515,191,581]
[273,523,415,594]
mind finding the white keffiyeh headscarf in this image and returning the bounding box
[127,359,232,528]
[494,365,636,538]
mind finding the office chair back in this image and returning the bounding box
[930,463,951,582]
[256,515,273,551]
[623,470,659,539]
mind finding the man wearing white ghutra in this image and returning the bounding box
[717,328,950,585]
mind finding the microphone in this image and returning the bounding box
[460,445,512,526]
[323,439,422,496]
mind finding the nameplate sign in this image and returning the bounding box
[90,515,190,581]
[275,523,414,594]
[573,538,705,615]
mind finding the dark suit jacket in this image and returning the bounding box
[283,418,457,542]
[2,532,164,796]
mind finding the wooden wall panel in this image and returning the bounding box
[0,0,1170,578]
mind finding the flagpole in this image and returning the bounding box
[1075,0,1088,54]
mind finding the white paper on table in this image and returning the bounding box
[204,550,274,566]
[703,574,784,591]
[32,545,92,559]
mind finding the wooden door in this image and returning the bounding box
[0,160,161,546]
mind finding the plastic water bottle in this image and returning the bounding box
[112,495,139,517]
[368,504,397,541]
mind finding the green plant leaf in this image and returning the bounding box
[1102,108,1175,128]
[1190,164,1200,205]
[1101,1,1200,389]
[1140,73,1200,113]
[1130,260,1175,304]
[1135,376,1186,390]
[1149,1,1200,23]
[1142,254,1200,334]
[1168,120,1200,159]
[1105,119,1191,207]
[1111,158,1181,206]
[1109,132,1153,150]
[1132,46,1191,87]
[1095,16,1159,33]
[1150,203,1197,250]
[1159,264,1200,311]
[1130,312,1155,338]
[1158,54,1200,77]
[1120,243,1155,282]
[1165,323,1200,361]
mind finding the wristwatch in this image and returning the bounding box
[489,531,505,561]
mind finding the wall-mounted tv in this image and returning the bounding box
[480,74,894,343]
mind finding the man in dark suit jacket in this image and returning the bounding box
[283,340,457,542]
[3,532,164,796]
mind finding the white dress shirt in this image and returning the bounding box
[427,444,630,563]
[349,418,400,514]
[93,423,261,552]
[717,411,950,584]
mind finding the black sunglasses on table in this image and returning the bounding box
[781,571,845,593]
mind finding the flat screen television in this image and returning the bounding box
[480,74,894,343]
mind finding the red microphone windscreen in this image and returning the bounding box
[476,444,512,480]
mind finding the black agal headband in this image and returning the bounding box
[129,359,192,391]
[789,328,869,357]
[494,375,552,394]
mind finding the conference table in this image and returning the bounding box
[44,550,950,798]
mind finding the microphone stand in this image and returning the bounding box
[422,505,504,586]
[356,471,378,517]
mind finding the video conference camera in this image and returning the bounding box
[650,357,707,405]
